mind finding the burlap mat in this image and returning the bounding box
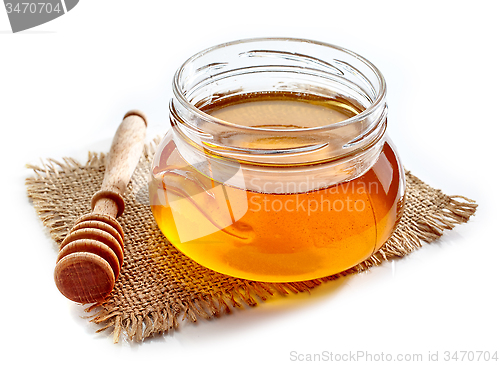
[25,141,477,343]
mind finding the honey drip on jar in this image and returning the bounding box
[150,92,405,282]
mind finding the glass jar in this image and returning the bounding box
[150,38,405,282]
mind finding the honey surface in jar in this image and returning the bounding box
[150,92,404,282]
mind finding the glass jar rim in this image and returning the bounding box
[172,37,387,133]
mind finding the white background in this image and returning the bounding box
[1,0,499,363]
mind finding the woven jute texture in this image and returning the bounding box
[26,143,477,343]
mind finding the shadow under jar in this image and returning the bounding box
[150,38,406,282]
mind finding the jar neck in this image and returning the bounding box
[168,38,388,193]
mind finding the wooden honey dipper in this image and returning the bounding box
[54,110,147,304]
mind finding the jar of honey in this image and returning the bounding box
[150,38,406,282]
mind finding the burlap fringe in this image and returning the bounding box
[26,152,107,244]
[355,194,478,272]
[86,281,330,343]
[26,145,477,343]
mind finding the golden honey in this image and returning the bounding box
[150,91,405,282]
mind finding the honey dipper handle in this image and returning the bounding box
[92,110,147,217]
